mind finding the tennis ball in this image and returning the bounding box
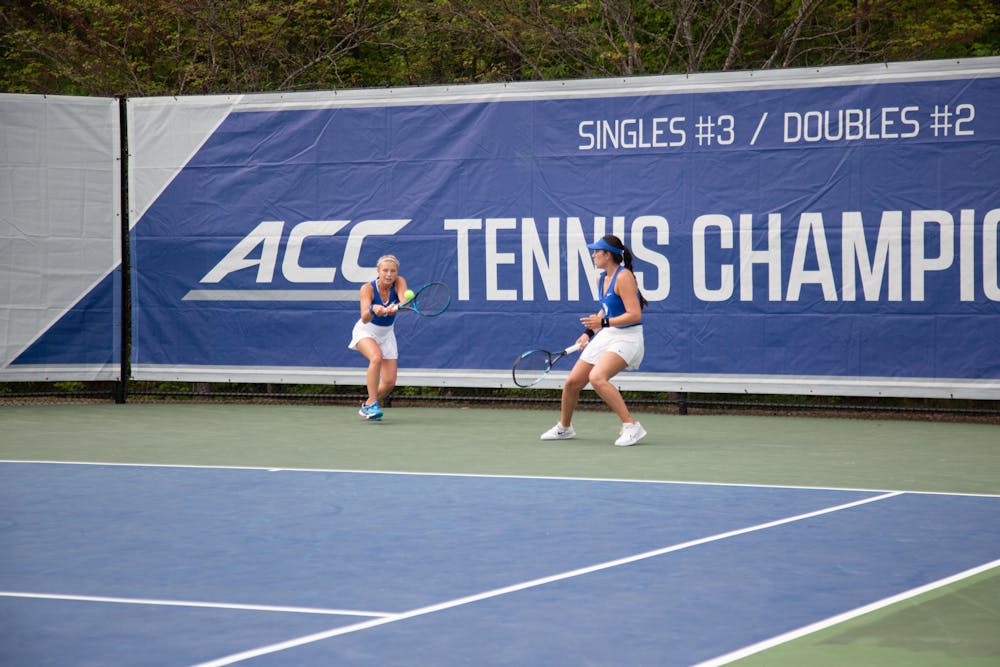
[404,289,415,301]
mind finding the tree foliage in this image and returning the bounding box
[1,0,998,95]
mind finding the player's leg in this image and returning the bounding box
[375,330,399,404]
[541,358,592,440]
[588,351,631,421]
[559,358,593,426]
[377,358,398,400]
[355,337,383,406]
[590,351,647,446]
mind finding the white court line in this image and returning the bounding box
[5,458,1000,498]
[192,491,902,667]
[692,556,1000,667]
[0,592,390,618]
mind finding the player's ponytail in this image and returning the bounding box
[622,247,635,272]
[602,235,648,309]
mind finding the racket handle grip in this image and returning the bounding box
[565,343,582,354]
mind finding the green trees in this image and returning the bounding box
[2,0,999,95]
[1,0,406,94]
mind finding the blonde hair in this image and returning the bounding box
[376,254,400,268]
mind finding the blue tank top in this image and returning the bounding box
[599,266,639,328]
[369,280,399,326]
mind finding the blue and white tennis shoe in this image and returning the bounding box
[359,401,383,421]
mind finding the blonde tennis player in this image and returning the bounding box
[540,235,648,446]
[349,254,408,421]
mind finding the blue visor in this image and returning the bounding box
[587,238,623,255]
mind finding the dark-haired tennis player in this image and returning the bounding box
[540,234,648,446]
[348,254,409,421]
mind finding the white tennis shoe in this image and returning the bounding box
[614,421,647,446]
[540,423,576,440]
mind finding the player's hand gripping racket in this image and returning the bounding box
[397,281,451,317]
[511,343,582,388]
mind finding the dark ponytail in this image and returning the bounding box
[602,234,648,309]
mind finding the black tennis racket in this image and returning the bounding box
[511,343,582,388]
[397,281,451,317]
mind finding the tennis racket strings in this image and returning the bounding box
[512,349,555,387]
[408,282,451,316]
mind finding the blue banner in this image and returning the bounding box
[124,61,1000,394]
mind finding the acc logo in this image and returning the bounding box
[181,219,410,301]
[199,219,410,284]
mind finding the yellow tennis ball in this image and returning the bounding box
[404,289,415,301]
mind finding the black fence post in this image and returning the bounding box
[115,95,131,404]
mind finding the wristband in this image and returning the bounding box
[369,305,376,314]
[601,316,609,328]
[584,329,595,340]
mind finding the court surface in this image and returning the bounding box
[1,403,998,666]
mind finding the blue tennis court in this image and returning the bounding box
[2,461,998,666]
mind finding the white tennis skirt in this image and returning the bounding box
[348,320,398,360]
[580,325,644,370]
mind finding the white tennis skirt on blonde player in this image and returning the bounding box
[348,320,398,360]
[580,325,644,370]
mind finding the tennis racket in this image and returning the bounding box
[397,281,451,317]
[511,343,582,388]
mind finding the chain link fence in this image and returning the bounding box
[3,381,1000,424]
